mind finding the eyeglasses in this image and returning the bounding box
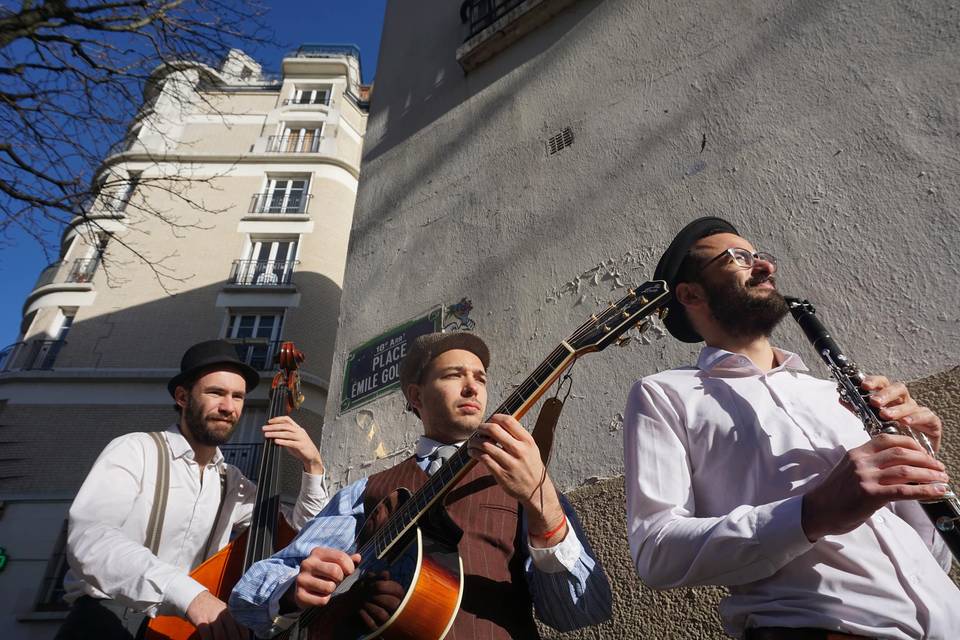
[701,247,777,273]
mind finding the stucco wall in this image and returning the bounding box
[321,0,960,493]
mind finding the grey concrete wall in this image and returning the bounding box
[323,0,960,489]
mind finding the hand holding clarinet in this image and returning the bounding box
[786,298,960,559]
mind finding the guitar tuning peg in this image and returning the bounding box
[617,336,632,348]
[621,311,630,320]
[637,320,651,333]
[639,296,649,305]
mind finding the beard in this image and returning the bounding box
[183,393,238,446]
[703,273,789,338]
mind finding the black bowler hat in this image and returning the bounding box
[653,216,739,343]
[167,339,260,397]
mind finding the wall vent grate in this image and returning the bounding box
[546,127,574,155]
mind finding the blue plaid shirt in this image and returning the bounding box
[230,444,611,637]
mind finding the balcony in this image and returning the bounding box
[221,443,263,481]
[457,0,580,71]
[33,259,98,290]
[282,96,331,107]
[248,192,312,215]
[229,338,282,371]
[227,260,298,287]
[0,340,67,372]
[290,44,361,60]
[266,135,321,154]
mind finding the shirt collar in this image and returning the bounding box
[414,435,465,459]
[696,345,809,375]
[165,423,225,465]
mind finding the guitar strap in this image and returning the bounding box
[531,397,564,465]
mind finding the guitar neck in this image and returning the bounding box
[360,280,669,561]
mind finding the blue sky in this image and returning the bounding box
[0,1,386,347]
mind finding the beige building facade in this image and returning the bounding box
[321,1,960,638]
[0,46,368,638]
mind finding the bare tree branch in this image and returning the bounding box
[0,0,274,285]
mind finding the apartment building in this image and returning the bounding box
[319,1,960,637]
[0,45,368,639]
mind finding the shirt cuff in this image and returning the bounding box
[527,524,584,574]
[756,495,815,564]
[164,573,207,617]
[267,570,300,624]
[301,470,327,494]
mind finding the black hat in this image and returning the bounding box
[653,216,739,343]
[399,332,490,413]
[167,339,260,397]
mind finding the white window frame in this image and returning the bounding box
[292,85,332,106]
[224,311,285,370]
[240,236,299,285]
[263,176,310,214]
[278,123,323,153]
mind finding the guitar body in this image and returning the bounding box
[143,517,296,640]
[305,489,464,640]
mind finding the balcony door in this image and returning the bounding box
[281,126,321,153]
[226,312,284,371]
[265,178,308,214]
[246,238,297,285]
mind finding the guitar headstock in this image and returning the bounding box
[566,280,671,354]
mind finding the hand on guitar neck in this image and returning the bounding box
[468,414,569,547]
[186,590,250,640]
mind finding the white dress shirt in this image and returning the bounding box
[64,424,328,617]
[624,346,960,639]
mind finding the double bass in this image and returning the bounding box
[145,342,307,639]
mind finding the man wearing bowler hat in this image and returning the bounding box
[57,340,329,640]
[230,331,611,639]
[623,217,959,639]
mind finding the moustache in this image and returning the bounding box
[747,274,776,288]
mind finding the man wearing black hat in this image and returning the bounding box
[230,331,611,638]
[57,340,329,640]
[623,218,959,639]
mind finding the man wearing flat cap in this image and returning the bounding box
[623,218,959,639]
[58,340,328,640]
[231,331,612,638]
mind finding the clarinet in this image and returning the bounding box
[785,296,960,562]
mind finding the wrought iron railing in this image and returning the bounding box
[0,339,67,372]
[282,96,331,107]
[229,339,282,371]
[460,0,527,40]
[265,135,322,153]
[228,260,298,287]
[220,443,263,482]
[291,44,362,60]
[248,192,312,215]
[32,258,99,290]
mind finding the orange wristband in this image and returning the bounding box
[532,514,567,541]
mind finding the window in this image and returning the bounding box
[225,312,284,370]
[260,177,309,214]
[291,85,331,106]
[112,171,141,212]
[239,66,253,80]
[33,519,71,612]
[273,125,322,153]
[68,232,109,283]
[232,238,298,286]
[34,310,73,370]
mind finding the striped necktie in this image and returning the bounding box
[426,445,458,476]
